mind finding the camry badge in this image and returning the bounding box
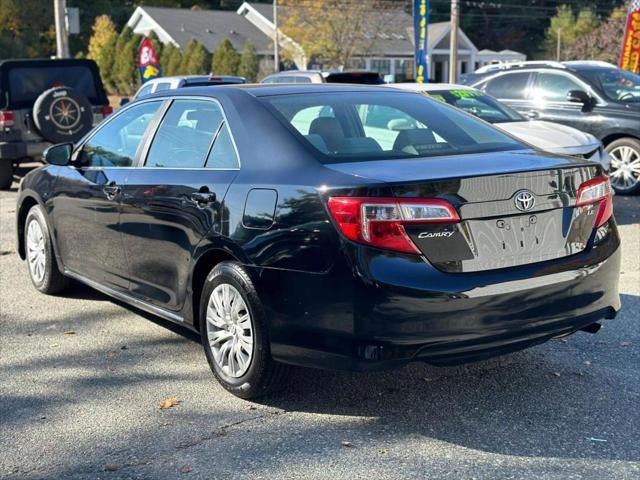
[513,190,536,212]
[418,231,454,239]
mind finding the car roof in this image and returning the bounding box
[0,58,99,69]
[151,83,400,98]
[390,83,477,92]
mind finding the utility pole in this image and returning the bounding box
[449,0,459,83]
[53,0,70,58]
[556,28,562,62]
[273,0,280,72]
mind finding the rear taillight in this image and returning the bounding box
[576,176,612,228]
[0,111,15,128]
[327,197,459,254]
[102,105,113,116]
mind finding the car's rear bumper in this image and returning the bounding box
[254,223,621,371]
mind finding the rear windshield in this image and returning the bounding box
[3,65,101,108]
[261,92,526,163]
[325,72,384,84]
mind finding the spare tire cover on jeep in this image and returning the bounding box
[33,87,94,144]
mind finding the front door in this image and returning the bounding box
[120,98,240,311]
[50,100,163,289]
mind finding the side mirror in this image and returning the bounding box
[43,143,73,166]
[566,89,592,105]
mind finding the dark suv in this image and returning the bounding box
[0,59,111,189]
[464,61,640,194]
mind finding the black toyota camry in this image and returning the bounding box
[16,84,621,398]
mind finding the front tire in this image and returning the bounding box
[24,205,69,294]
[606,138,640,195]
[199,261,288,399]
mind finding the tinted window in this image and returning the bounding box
[154,82,172,92]
[262,92,525,163]
[146,99,223,168]
[580,67,640,102]
[428,89,524,123]
[532,73,583,101]
[484,72,531,99]
[206,123,239,169]
[136,83,154,98]
[7,66,99,106]
[79,101,161,167]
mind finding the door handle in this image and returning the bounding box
[103,182,122,200]
[190,189,216,208]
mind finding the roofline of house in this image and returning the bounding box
[127,6,180,47]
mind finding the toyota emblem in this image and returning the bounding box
[513,190,535,211]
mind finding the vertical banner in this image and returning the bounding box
[414,0,429,83]
[139,37,162,84]
[620,1,640,73]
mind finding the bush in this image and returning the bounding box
[238,41,259,82]
[212,38,240,75]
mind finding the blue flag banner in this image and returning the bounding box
[414,0,429,83]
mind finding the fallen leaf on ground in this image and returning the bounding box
[340,440,354,448]
[159,397,179,409]
[552,372,561,377]
[103,464,120,472]
[63,331,76,336]
[180,464,191,473]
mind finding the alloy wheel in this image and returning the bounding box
[609,145,640,192]
[26,219,46,284]
[206,283,254,378]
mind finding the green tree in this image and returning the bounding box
[566,6,627,64]
[161,44,183,76]
[211,38,240,75]
[183,40,212,74]
[238,41,260,82]
[544,5,599,60]
[179,38,196,74]
[112,27,142,95]
[87,15,118,93]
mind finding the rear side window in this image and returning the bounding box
[80,101,161,167]
[145,99,223,168]
[483,72,531,100]
[154,82,172,92]
[261,92,525,163]
[206,124,239,169]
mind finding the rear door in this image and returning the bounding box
[477,71,534,116]
[120,97,239,311]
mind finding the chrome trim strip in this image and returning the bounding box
[64,269,184,323]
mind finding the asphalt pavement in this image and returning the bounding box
[1,166,639,480]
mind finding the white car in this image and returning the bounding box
[389,83,610,170]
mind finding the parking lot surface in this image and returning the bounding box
[1,167,639,479]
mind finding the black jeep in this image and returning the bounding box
[0,59,111,189]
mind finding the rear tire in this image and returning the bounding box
[24,205,69,294]
[606,137,640,195]
[0,161,13,190]
[199,261,289,399]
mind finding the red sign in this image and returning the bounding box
[620,8,640,73]
[138,37,162,83]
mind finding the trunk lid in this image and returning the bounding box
[326,151,603,272]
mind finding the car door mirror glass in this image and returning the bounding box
[43,143,73,166]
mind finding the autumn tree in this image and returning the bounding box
[280,0,392,68]
[238,41,260,82]
[87,15,118,93]
[211,39,240,75]
[565,7,627,64]
[544,5,599,60]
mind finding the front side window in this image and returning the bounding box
[79,101,161,167]
[262,92,525,163]
[484,72,531,100]
[579,67,640,102]
[532,73,583,101]
[428,89,524,124]
[145,99,223,168]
